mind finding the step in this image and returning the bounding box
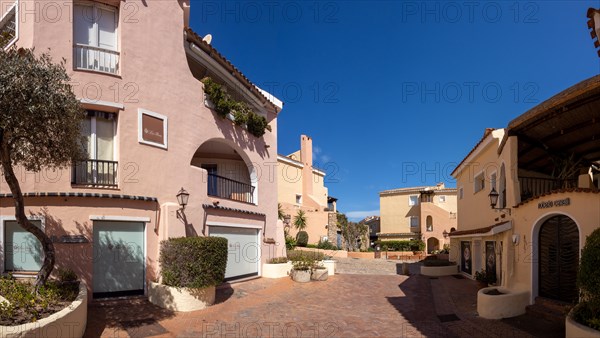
[525,297,572,323]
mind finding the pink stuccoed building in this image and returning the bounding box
[0,0,285,299]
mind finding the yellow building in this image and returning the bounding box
[379,183,457,253]
[449,75,600,317]
[278,135,338,245]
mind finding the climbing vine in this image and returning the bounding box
[201,77,271,137]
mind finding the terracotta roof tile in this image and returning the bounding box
[448,221,510,237]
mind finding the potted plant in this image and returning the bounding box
[475,269,496,288]
[290,256,313,283]
[311,261,329,281]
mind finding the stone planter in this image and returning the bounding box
[436,253,449,261]
[566,306,600,338]
[148,282,215,312]
[420,264,458,277]
[323,260,336,276]
[262,262,293,278]
[477,287,529,319]
[311,268,329,281]
[290,269,311,283]
[0,282,87,338]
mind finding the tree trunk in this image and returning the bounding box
[0,134,55,290]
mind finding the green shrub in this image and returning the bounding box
[317,239,337,250]
[291,256,314,271]
[285,234,296,250]
[305,243,318,248]
[287,250,325,262]
[159,236,228,289]
[574,228,600,329]
[56,267,78,282]
[296,231,309,247]
[376,240,412,251]
[0,275,79,325]
[409,239,426,251]
[268,257,289,264]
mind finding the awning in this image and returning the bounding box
[448,221,511,238]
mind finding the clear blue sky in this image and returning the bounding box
[190,1,600,220]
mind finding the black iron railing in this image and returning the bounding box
[519,176,577,201]
[207,173,254,204]
[72,160,118,187]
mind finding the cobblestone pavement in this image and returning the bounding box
[334,257,421,275]
[85,259,562,337]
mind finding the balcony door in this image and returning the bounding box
[74,3,119,73]
[202,164,218,196]
[74,111,117,186]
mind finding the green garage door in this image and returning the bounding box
[93,221,145,298]
[4,220,43,272]
[209,226,259,281]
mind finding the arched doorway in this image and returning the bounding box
[538,215,579,303]
[427,237,439,254]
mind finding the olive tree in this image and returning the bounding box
[337,213,369,252]
[0,48,84,289]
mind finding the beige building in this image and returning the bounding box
[379,183,457,253]
[278,135,338,246]
[449,75,600,315]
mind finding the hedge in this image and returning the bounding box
[159,236,228,289]
[574,228,600,330]
[287,250,325,262]
[376,239,426,251]
[296,231,309,247]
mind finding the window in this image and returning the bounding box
[459,187,464,199]
[474,172,485,193]
[426,215,433,232]
[410,216,419,228]
[408,195,418,206]
[0,2,17,49]
[138,109,168,149]
[73,111,117,186]
[3,220,43,272]
[73,2,119,74]
[490,172,497,191]
[438,195,446,203]
[296,194,302,205]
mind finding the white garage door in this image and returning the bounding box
[209,226,260,281]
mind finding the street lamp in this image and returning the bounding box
[442,230,449,239]
[488,187,511,215]
[176,187,189,219]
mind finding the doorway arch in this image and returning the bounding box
[537,214,579,303]
[427,237,440,254]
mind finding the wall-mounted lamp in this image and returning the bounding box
[176,187,190,219]
[512,234,520,245]
[442,230,449,239]
[488,187,511,215]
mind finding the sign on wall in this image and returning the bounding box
[486,241,496,282]
[461,241,472,274]
[138,109,168,149]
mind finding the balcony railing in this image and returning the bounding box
[72,160,118,187]
[207,173,254,204]
[74,44,120,75]
[519,176,577,201]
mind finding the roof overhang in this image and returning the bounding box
[448,221,512,238]
[451,129,505,177]
[502,75,600,175]
[587,8,600,57]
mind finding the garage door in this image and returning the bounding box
[93,221,145,298]
[4,220,43,272]
[209,226,259,281]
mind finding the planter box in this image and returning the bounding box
[420,264,458,277]
[148,282,215,312]
[290,269,311,283]
[0,282,87,338]
[477,287,529,319]
[323,260,336,276]
[311,268,328,281]
[436,253,449,261]
[262,262,293,278]
[566,306,600,338]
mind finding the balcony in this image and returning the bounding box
[207,173,254,204]
[519,176,577,201]
[72,160,118,187]
[74,44,120,75]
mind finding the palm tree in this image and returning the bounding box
[278,203,285,220]
[293,210,307,231]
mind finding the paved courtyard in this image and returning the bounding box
[85,259,563,337]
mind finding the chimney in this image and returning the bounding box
[300,135,313,198]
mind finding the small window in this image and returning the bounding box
[490,173,497,191]
[0,2,17,49]
[474,172,485,193]
[410,216,419,227]
[439,195,446,203]
[459,187,464,199]
[408,195,418,206]
[295,194,302,205]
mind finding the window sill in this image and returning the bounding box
[73,67,122,79]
